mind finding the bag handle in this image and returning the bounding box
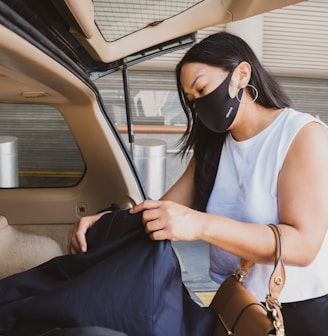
[237,224,285,298]
[266,224,285,336]
[267,224,286,301]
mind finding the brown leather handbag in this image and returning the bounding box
[210,224,286,336]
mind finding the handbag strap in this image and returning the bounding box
[237,224,286,299]
[267,224,286,301]
[266,225,286,336]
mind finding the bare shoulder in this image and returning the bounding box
[286,120,328,167]
[296,120,328,142]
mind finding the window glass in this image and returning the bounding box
[0,104,85,188]
[93,0,202,42]
[95,70,187,127]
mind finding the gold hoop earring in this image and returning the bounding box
[236,84,258,104]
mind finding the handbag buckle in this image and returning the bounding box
[233,268,249,282]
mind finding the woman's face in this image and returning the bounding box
[180,62,241,133]
[180,62,235,103]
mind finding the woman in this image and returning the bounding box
[70,32,328,335]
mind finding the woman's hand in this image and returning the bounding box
[130,199,202,241]
[68,211,110,254]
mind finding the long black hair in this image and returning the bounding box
[175,32,293,211]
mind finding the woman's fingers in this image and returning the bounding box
[68,212,109,254]
[68,218,90,254]
[148,229,168,241]
[144,216,164,234]
[131,200,199,241]
[130,199,160,214]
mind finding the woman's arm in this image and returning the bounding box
[160,156,196,206]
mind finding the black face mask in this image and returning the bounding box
[193,69,242,133]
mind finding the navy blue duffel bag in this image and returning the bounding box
[0,209,216,336]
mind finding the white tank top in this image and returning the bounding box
[206,108,328,302]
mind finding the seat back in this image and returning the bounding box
[0,215,70,279]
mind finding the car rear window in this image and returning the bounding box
[94,0,202,41]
